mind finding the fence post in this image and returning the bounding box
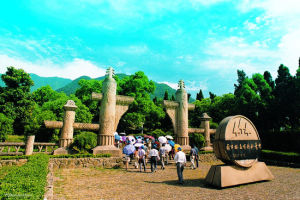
[25,135,35,155]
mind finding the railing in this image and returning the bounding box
[0,142,58,156]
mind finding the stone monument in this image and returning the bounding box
[205,115,274,188]
[44,100,99,155]
[163,80,195,151]
[92,67,134,156]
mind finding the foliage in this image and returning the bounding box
[0,154,49,200]
[71,131,97,153]
[163,90,169,100]
[0,113,13,141]
[5,135,24,142]
[0,67,35,135]
[149,129,167,138]
[196,89,204,101]
[189,133,205,149]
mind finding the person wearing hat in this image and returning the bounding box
[174,147,186,184]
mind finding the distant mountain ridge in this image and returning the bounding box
[0,73,195,102]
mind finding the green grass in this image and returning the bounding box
[5,135,24,142]
[262,149,300,156]
[0,154,49,200]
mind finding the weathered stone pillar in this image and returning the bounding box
[25,135,35,155]
[93,67,123,156]
[175,80,190,150]
[59,100,77,148]
[200,113,213,151]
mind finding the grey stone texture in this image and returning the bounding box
[25,135,35,155]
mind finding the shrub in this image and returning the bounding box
[149,129,166,138]
[190,133,205,149]
[0,154,49,199]
[71,131,97,153]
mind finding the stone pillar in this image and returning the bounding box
[93,67,121,156]
[59,100,77,148]
[25,135,35,155]
[175,80,190,151]
[200,113,213,151]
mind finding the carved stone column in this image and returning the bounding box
[59,100,77,148]
[175,80,191,152]
[200,113,213,151]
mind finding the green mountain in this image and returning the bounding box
[0,73,72,92]
[56,76,92,95]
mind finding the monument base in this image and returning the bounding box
[93,145,121,157]
[53,147,70,155]
[180,145,191,153]
[205,162,274,188]
[200,145,213,151]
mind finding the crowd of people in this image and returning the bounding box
[116,134,200,184]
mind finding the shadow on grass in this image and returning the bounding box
[144,178,216,189]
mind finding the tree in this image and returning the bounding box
[0,113,13,141]
[196,89,204,101]
[209,92,216,102]
[163,90,169,100]
[75,79,103,122]
[273,64,295,129]
[117,71,165,133]
[32,85,64,106]
[0,67,35,135]
[171,94,175,101]
[263,71,275,90]
[234,70,247,95]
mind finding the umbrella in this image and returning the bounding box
[136,138,143,143]
[158,136,167,144]
[114,132,118,136]
[121,136,127,142]
[144,135,155,140]
[134,143,144,148]
[165,144,172,152]
[123,144,136,155]
[165,135,173,140]
[128,136,136,144]
[114,134,121,141]
[168,140,175,147]
[174,144,181,152]
[135,136,143,139]
[119,132,126,136]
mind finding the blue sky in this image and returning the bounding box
[0,0,300,98]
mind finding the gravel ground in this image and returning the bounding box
[53,161,300,200]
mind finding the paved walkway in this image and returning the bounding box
[53,161,300,200]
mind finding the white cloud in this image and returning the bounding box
[159,81,178,89]
[0,55,107,79]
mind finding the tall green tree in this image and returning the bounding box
[0,67,35,135]
[263,71,275,90]
[196,89,204,101]
[234,70,247,95]
[163,90,169,100]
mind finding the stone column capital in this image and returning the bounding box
[200,113,211,121]
[64,100,77,111]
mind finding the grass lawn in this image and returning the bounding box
[5,135,24,142]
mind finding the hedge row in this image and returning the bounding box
[0,154,49,200]
[260,150,300,164]
[0,153,111,160]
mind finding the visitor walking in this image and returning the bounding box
[149,147,159,172]
[159,143,167,170]
[138,146,146,172]
[174,147,186,184]
[190,146,197,169]
[194,145,199,168]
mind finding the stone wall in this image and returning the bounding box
[49,157,124,169]
[0,159,27,167]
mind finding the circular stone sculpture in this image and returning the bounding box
[213,115,262,168]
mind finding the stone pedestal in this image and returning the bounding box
[53,147,70,155]
[93,145,121,157]
[205,162,274,188]
[60,100,77,148]
[200,113,213,151]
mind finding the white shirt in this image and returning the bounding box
[174,151,186,164]
[149,149,159,157]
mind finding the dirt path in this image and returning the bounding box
[53,162,300,200]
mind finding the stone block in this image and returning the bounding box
[205,162,274,188]
[92,145,122,157]
[53,147,69,155]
